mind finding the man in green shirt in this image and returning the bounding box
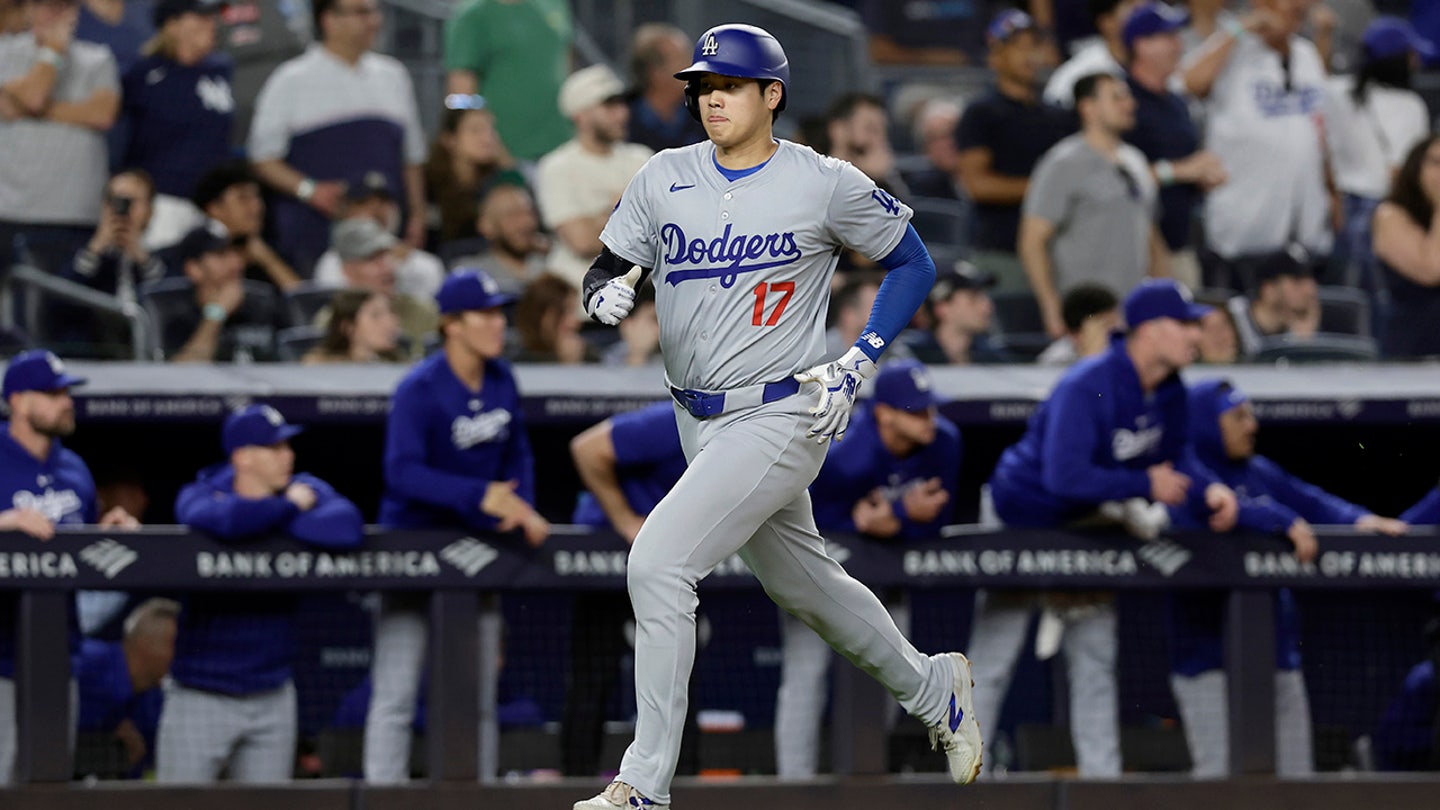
[444,0,573,161]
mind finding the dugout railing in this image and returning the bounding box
[5,525,1440,792]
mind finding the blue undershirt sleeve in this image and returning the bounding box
[855,224,936,363]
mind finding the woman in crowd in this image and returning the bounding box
[120,0,233,250]
[302,289,404,364]
[1326,17,1432,331]
[1372,133,1440,359]
[425,95,527,245]
[510,273,595,364]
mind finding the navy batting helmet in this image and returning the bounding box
[674,24,789,122]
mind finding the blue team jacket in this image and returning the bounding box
[172,463,362,694]
[1168,380,1368,676]
[809,403,961,540]
[0,425,95,678]
[988,339,1218,527]
[571,400,687,527]
[379,353,536,531]
[1401,488,1440,524]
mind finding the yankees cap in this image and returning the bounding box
[223,404,304,453]
[3,350,87,399]
[1123,3,1189,51]
[154,0,227,28]
[987,9,1037,45]
[874,359,940,413]
[436,268,516,314]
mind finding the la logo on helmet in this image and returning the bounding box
[701,34,719,56]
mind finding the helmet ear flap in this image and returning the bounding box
[684,81,702,122]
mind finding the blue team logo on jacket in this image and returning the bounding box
[660,223,801,288]
[11,488,83,523]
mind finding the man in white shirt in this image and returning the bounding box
[1044,0,1141,107]
[535,64,652,294]
[1184,0,1334,291]
[247,0,426,273]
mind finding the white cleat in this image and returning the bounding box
[929,652,983,784]
[574,780,670,809]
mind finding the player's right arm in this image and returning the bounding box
[585,163,661,324]
[570,419,645,544]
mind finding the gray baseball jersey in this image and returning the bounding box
[600,140,913,391]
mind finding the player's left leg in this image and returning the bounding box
[229,681,298,783]
[735,490,978,782]
[1060,604,1122,778]
[156,684,241,783]
[1274,667,1314,776]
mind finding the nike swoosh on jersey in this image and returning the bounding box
[669,183,696,192]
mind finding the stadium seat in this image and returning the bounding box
[284,282,341,327]
[908,196,968,250]
[138,277,280,359]
[1252,334,1379,364]
[991,290,1045,336]
[276,325,324,361]
[995,332,1052,361]
[1316,285,1371,337]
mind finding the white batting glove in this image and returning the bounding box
[793,346,877,444]
[586,266,643,326]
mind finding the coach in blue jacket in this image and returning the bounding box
[365,269,549,784]
[1168,379,1406,778]
[0,350,140,785]
[162,404,363,783]
[978,280,1239,778]
[775,359,962,778]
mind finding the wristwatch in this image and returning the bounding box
[296,178,316,202]
[203,303,227,323]
[35,47,64,69]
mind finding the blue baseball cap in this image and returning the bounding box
[1363,17,1436,62]
[3,350,87,399]
[222,405,303,454]
[987,9,1037,45]
[436,268,516,315]
[153,0,226,28]
[1123,279,1211,330]
[874,359,940,413]
[1123,2,1189,50]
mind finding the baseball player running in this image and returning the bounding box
[574,24,980,809]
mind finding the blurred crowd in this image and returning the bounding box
[0,0,1436,368]
[4,0,1440,790]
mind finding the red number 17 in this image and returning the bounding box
[751,281,794,327]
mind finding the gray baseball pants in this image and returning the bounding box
[1171,668,1313,777]
[616,396,954,805]
[965,589,1121,777]
[156,680,297,783]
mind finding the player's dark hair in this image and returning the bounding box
[1061,284,1119,333]
[311,289,405,362]
[1073,71,1116,106]
[192,161,259,211]
[1388,133,1440,228]
[1352,54,1412,106]
[1089,0,1127,26]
